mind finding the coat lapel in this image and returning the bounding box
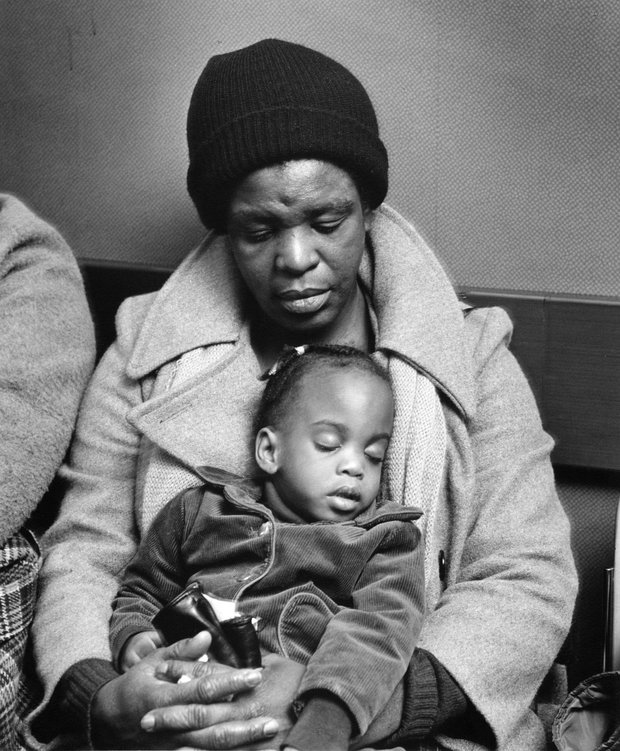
[127,336,264,475]
[124,235,261,474]
[363,205,475,419]
[126,234,247,380]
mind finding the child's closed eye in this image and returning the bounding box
[315,441,341,452]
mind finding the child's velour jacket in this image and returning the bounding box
[30,205,578,751]
[110,467,425,736]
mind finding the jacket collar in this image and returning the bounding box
[127,205,475,419]
[194,465,262,501]
[193,465,421,526]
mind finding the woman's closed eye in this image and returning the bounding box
[243,227,274,243]
[312,217,345,235]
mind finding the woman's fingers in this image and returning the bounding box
[154,656,231,684]
[141,695,273,732]
[154,649,263,696]
[140,664,281,748]
[180,717,279,749]
[143,710,280,748]
[177,668,262,716]
[143,663,270,723]
[131,633,283,747]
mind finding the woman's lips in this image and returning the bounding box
[278,289,330,315]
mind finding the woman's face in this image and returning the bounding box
[226,159,372,341]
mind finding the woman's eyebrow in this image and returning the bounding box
[231,199,355,222]
[307,199,355,219]
[228,207,275,225]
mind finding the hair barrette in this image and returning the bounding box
[260,344,308,380]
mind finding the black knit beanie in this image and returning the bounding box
[186,38,389,231]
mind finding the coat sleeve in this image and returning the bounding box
[30,294,151,704]
[418,306,578,749]
[109,490,196,665]
[296,520,425,736]
[0,195,95,545]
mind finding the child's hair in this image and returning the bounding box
[255,344,392,433]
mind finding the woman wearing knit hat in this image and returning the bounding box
[28,39,575,751]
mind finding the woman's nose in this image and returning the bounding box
[275,229,319,274]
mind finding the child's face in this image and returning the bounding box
[258,367,394,523]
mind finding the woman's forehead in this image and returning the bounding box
[229,159,360,218]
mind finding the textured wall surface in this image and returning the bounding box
[1,0,618,295]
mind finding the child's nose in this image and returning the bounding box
[338,450,364,478]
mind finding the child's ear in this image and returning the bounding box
[255,427,280,475]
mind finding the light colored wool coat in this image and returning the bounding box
[32,205,577,750]
[0,194,95,545]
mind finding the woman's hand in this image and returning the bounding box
[91,632,281,749]
[140,650,306,750]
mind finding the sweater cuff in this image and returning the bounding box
[284,693,353,751]
[52,659,119,748]
[430,651,469,728]
[386,648,467,745]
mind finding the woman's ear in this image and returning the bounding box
[363,206,374,234]
[255,427,280,475]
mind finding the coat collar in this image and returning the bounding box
[127,205,475,419]
[126,234,246,379]
[363,205,475,419]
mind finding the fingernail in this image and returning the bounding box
[263,718,279,735]
[141,714,155,732]
[244,669,263,686]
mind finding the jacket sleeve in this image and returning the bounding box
[416,306,578,748]
[0,195,95,545]
[109,490,195,666]
[296,520,425,736]
[30,294,151,709]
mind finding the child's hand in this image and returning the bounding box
[120,630,163,672]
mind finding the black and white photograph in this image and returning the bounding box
[1,2,619,750]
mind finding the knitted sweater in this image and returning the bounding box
[31,205,577,751]
[0,195,95,545]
